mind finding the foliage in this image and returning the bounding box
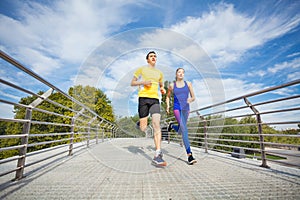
[115,114,145,138]
[69,85,115,122]
[161,80,174,119]
[1,82,299,161]
[0,85,115,159]
[194,115,299,156]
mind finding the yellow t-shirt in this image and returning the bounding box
[133,66,164,99]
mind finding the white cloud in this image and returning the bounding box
[255,98,300,130]
[0,90,20,101]
[0,0,138,76]
[287,52,300,58]
[1,1,299,122]
[287,72,300,81]
[192,78,263,109]
[170,3,300,67]
[0,103,15,118]
[246,57,300,82]
[247,70,267,78]
[268,57,300,74]
[191,77,299,130]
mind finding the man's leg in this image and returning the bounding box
[139,117,148,132]
[138,97,149,132]
[151,113,166,166]
[152,113,161,150]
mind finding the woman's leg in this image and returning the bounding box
[175,110,191,154]
[173,110,181,133]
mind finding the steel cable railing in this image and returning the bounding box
[1,49,299,184]
[0,50,117,180]
[163,79,300,168]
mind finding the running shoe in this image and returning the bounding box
[135,121,140,130]
[188,154,197,165]
[167,122,174,132]
[152,153,167,166]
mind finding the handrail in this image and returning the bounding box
[1,50,299,183]
[164,79,300,168]
[191,79,300,114]
[0,50,117,180]
[0,50,113,126]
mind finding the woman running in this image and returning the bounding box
[166,68,197,164]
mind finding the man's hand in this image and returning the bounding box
[143,80,152,87]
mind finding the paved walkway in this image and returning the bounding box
[0,138,299,199]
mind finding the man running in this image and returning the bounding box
[131,51,166,166]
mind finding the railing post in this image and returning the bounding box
[69,108,84,156]
[15,88,53,180]
[113,127,116,138]
[15,107,32,180]
[102,123,108,140]
[108,124,113,139]
[168,127,170,144]
[87,122,91,147]
[102,129,104,142]
[198,112,208,153]
[96,124,99,144]
[112,125,115,138]
[87,116,97,148]
[100,121,104,142]
[69,117,75,156]
[244,98,269,168]
[203,119,208,153]
[112,126,114,138]
[256,114,269,168]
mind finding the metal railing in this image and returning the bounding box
[163,79,300,168]
[0,50,117,180]
[1,49,299,185]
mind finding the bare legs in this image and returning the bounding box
[151,113,161,151]
[139,117,148,132]
[139,114,161,150]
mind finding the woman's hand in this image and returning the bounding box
[166,105,170,114]
[160,87,166,95]
[187,98,194,104]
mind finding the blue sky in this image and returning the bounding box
[0,0,299,128]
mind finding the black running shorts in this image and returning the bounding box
[138,97,160,118]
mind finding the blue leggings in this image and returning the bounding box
[173,110,191,154]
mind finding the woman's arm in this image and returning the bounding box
[187,81,195,103]
[166,83,173,114]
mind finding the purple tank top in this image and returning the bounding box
[173,81,190,110]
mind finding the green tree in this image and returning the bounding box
[161,80,173,120]
[0,85,115,159]
[115,115,145,138]
[69,85,115,122]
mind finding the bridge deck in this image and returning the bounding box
[1,138,299,199]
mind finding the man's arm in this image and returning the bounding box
[131,76,151,87]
